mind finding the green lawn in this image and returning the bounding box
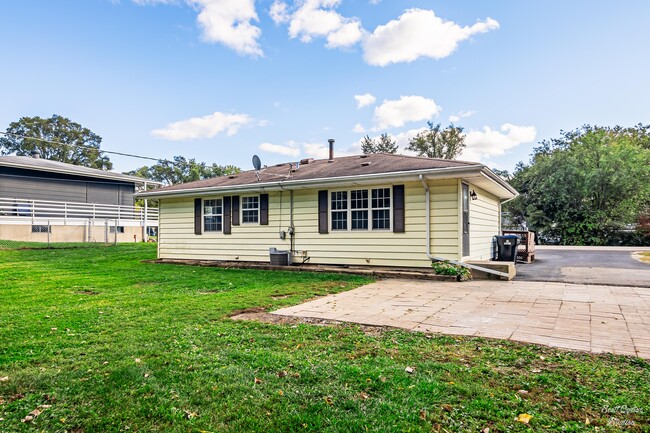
[0,244,648,432]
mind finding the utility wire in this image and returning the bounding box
[0,131,173,164]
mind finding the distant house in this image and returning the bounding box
[0,152,160,242]
[139,148,517,268]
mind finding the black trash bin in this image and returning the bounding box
[494,235,519,262]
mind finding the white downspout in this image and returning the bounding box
[419,175,509,279]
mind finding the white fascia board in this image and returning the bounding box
[137,165,488,199]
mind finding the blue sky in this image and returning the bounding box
[1,0,649,174]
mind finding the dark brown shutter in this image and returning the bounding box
[194,198,202,235]
[223,196,232,235]
[231,195,240,226]
[260,194,269,225]
[393,185,405,233]
[318,190,328,234]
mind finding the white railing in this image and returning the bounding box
[0,197,158,223]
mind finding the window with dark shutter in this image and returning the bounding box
[223,196,232,235]
[393,185,405,233]
[260,193,269,225]
[194,198,202,235]
[231,195,240,225]
[318,190,328,234]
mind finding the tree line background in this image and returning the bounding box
[1,114,648,246]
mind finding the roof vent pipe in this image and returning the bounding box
[328,139,335,162]
[30,149,41,159]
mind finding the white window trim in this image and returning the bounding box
[241,195,260,225]
[329,187,392,232]
[203,197,223,233]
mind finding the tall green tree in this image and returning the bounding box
[507,125,650,245]
[406,122,466,159]
[127,155,240,185]
[0,115,112,169]
[361,133,398,154]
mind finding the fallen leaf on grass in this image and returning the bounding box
[481,428,490,433]
[419,409,426,420]
[0,376,8,382]
[518,389,529,395]
[405,366,415,374]
[254,377,262,384]
[22,405,51,423]
[359,392,370,400]
[184,410,197,419]
[442,404,453,413]
[135,358,141,363]
[324,396,333,405]
[515,413,533,424]
[585,417,590,425]
[277,370,288,378]
[144,373,150,378]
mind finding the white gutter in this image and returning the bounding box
[139,164,488,199]
[419,174,509,279]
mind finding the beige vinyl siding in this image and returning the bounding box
[468,184,500,260]
[159,192,291,262]
[429,180,459,260]
[157,179,462,268]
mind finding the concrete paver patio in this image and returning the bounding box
[273,279,650,359]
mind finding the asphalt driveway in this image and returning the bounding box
[516,246,650,287]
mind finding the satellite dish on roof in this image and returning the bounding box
[252,155,262,171]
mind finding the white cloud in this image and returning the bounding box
[191,0,263,57]
[274,0,364,49]
[449,110,475,123]
[269,0,290,23]
[352,123,366,133]
[373,95,441,129]
[354,93,376,109]
[299,140,359,159]
[259,142,300,157]
[302,142,330,159]
[463,123,536,161]
[152,111,252,140]
[363,9,499,66]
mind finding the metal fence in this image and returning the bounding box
[0,197,158,249]
[0,197,158,222]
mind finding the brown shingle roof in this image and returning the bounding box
[149,153,479,194]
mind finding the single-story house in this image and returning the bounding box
[0,151,160,243]
[139,148,517,268]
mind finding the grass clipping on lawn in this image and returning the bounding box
[0,243,648,432]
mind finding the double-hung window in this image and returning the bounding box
[331,191,348,230]
[204,199,223,232]
[371,188,391,229]
[242,196,259,223]
[331,188,390,231]
[350,189,368,230]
